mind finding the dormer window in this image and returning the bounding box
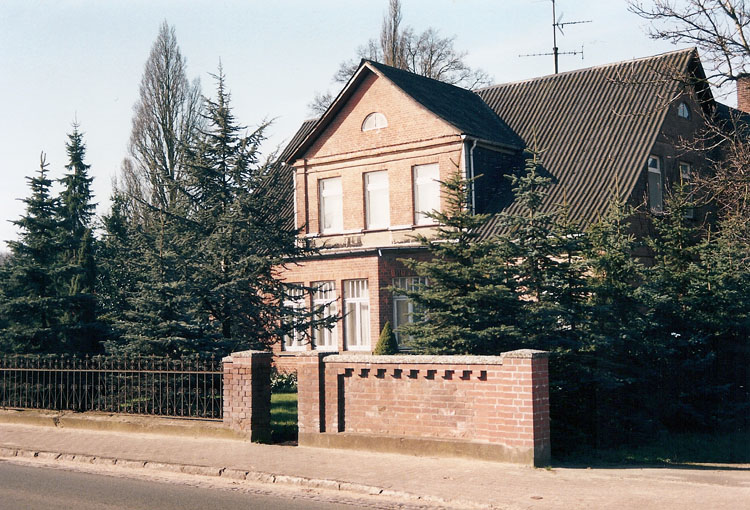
[677,102,690,119]
[362,112,388,132]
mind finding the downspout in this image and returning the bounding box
[469,139,477,213]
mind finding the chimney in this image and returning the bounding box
[737,75,750,113]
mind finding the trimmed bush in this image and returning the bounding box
[374,321,399,355]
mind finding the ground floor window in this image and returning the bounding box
[283,285,306,351]
[343,279,370,351]
[312,281,338,351]
[392,277,427,347]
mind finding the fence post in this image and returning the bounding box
[222,350,272,442]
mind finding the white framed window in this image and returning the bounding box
[362,112,388,132]
[392,277,427,347]
[319,177,343,233]
[680,162,695,219]
[648,155,663,213]
[365,171,390,230]
[312,281,338,351]
[413,163,440,225]
[343,279,370,351]
[677,102,690,119]
[283,285,306,351]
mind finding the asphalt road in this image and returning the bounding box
[0,461,361,510]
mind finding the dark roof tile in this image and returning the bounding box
[476,48,698,235]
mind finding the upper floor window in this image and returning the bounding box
[680,162,695,219]
[677,102,690,119]
[319,177,343,233]
[365,171,390,230]
[362,112,388,132]
[648,155,663,213]
[413,163,440,225]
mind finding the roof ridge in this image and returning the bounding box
[477,47,696,91]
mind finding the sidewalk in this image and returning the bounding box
[1,410,748,510]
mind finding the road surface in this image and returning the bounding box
[0,460,373,510]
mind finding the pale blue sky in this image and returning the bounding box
[0,0,690,250]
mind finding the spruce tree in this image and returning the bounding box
[398,171,521,354]
[582,195,649,446]
[58,124,102,353]
[0,154,66,352]
[635,187,728,432]
[496,146,585,349]
[102,201,205,356]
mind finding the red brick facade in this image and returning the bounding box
[296,350,551,466]
[275,66,511,365]
[273,249,433,368]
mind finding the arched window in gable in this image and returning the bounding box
[362,112,388,132]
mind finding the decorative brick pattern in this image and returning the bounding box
[222,351,272,442]
[296,350,551,465]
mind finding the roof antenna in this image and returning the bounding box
[519,0,591,74]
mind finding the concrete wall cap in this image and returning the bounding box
[500,349,549,359]
[226,350,273,359]
[323,354,505,365]
[275,351,333,358]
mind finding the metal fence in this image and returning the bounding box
[0,355,223,419]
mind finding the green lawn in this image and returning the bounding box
[559,431,750,467]
[270,392,298,444]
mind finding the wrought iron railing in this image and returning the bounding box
[0,355,223,419]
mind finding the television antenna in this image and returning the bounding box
[519,0,592,74]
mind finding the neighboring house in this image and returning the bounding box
[272,48,738,368]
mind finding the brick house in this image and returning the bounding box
[272,48,736,369]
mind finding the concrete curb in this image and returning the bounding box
[0,446,491,509]
[0,409,248,441]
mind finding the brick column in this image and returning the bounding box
[222,350,272,442]
[501,349,551,466]
[296,352,329,436]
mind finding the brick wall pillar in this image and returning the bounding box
[296,353,329,435]
[501,349,551,466]
[222,350,272,442]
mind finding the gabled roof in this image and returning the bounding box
[285,60,522,164]
[476,47,704,233]
[365,61,522,149]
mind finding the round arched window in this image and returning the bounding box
[677,102,690,119]
[362,112,388,131]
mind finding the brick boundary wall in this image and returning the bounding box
[222,351,272,442]
[296,350,550,466]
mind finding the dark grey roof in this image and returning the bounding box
[279,118,318,162]
[366,60,523,149]
[272,119,318,229]
[476,48,700,234]
[285,61,523,163]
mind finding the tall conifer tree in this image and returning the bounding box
[0,154,65,352]
[397,171,521,354]
[183,67,320,351]
[58,124,102,352]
